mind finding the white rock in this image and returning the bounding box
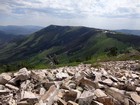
[102,79,113,86]
[130,93,140,103]
[94,89,107,97]
[78,90,95,105]
[105,87,125,103]
[56,72,69,79]
[15,68,30,81]
[0,90,10,94]
[109,76,118,82]
[21,91,38,101]
[136,87,140,94]
[131,74,139,79]
[5,84,19,91]
[0,73,11,84]
[31,71,46,81]
[100,68,108,76]
[92,101,104,105]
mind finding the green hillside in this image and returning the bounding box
[0,25,140,71]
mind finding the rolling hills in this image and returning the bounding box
[0,30,24,47]
[0,25,43,35]
[115,29,140,36]
[0,25,140,71]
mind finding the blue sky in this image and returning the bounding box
[0,0,140,29]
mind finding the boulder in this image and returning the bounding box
[78,90,95,105]
[20,91,38,103]
[14,68,30,81]
[0,73,11,84]
[79,77,99,89]
[101,79,113,86]
[130,93,140,103]
[43,82,55,90]
[40,85,59,104]
[96,97,115,105]
[125,82,136,91]
[63,89,81,102]
[56,72,69,80]
[94,89,107,97]
[92,71,102,82]
[31,71,46,81]
[105,87,125,103]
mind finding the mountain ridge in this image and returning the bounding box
[0,25,140,70]
[0,25,43,35]
[114,29,140,36]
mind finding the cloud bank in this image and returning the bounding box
[0,0,140,29]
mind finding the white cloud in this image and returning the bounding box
[0,0,140,29]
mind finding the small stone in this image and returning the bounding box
[91,101,103,105]
[40,87,46,95]
[136,87,140,94]
[67,101,78,105]
[57,98,67,105]
[0,84,5,90]
[109,76,118,82]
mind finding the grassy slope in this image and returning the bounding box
[0,25,139,71]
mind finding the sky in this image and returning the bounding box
[0,0,140,29]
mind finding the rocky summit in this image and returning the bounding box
[0,60,140,105]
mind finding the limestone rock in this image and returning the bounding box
[105,87,125,103]
[14,68,30,81]
[67,101,78,105]
[20,91,38,103]
[0,60,139,105]
[94,89,107,97]
[78,90,95,105]
[0,73,11,84]
[136,87,140,94]
[40,85,59,104]
[102,79,113,86]
[130,93,140,103]
[5,84,19,91]
[91,101,103,105]
[56,72,69,80]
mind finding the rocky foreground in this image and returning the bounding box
[0,61,140,105]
